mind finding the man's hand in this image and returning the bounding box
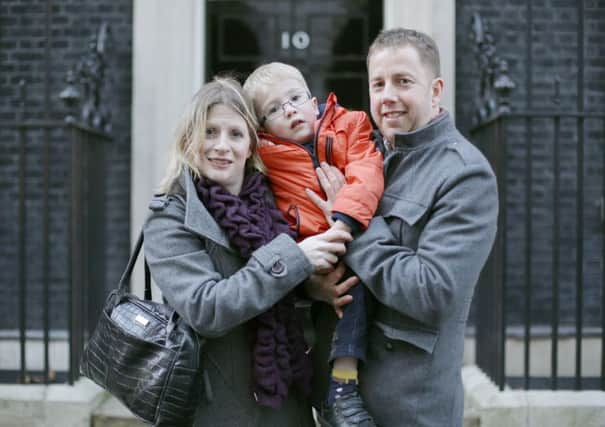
[304,262,359,318]
[305,162,346,226]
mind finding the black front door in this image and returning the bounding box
[206,0,382,112]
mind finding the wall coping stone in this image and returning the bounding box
[0,378,107,427]
[463,364,605,427]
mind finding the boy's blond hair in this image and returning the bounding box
[243,62,311,115]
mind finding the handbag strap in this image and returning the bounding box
[117,229,152,300]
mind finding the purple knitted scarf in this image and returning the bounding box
[195,172,312,408]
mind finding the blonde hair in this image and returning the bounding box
[367,28,441,79]
[158,76,264,194]
[243,62,311,116]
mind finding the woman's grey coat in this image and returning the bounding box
[143,171,315,427]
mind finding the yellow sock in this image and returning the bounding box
[331,368,358,384]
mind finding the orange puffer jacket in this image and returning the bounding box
[258,92,384,240]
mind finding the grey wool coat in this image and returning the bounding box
[143,171,316,427]
[312,111,498,427]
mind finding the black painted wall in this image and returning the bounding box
[0,0,132,330]
[456,0,605,327]
[2,0,603,333]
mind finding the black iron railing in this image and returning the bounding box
[472,111,605,391]
[0,22,113,385]
[0,109,111,385]
[469,5,604,391]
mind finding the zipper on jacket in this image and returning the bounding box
[286,204,301,237]
[325,136,334,165]
[301,142,319,169]
[311,103,332,170]
[308,146,320,169]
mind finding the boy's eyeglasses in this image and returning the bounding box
[260,91,311,125]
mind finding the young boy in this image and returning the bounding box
[244,62,383,427]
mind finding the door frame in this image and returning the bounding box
[130,0,455,297]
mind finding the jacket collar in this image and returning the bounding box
[314,92,339,132]
[392,109,453,151]
[178,171,236,252]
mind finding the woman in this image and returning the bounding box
[144,77,351,426]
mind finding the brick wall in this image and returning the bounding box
[456,0,605,326]
[0,0,132,330]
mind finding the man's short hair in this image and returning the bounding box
[367,28,441,78]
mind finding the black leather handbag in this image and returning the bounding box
[80,230,205,426]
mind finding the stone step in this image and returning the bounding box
[92,395,483,427]
[92,396,146,427]
[464,409,481,427]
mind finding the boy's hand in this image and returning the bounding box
[305,162,346,225]
[304,262,357,318]
[297,227,352,273]
[331,219,352,234]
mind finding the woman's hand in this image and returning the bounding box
[297,227,352,273]
[304,262,358,318]
[305,162,346,226]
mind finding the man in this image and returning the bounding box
[309,28,498,427]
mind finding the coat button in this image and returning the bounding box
[385,341,393,351]
[271,260,286,276]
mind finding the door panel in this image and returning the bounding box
[207,0,382,113]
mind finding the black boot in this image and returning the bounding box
[317,389,376,427]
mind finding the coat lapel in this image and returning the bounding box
[179,171,236,253]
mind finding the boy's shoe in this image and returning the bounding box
[317,390,376,427]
